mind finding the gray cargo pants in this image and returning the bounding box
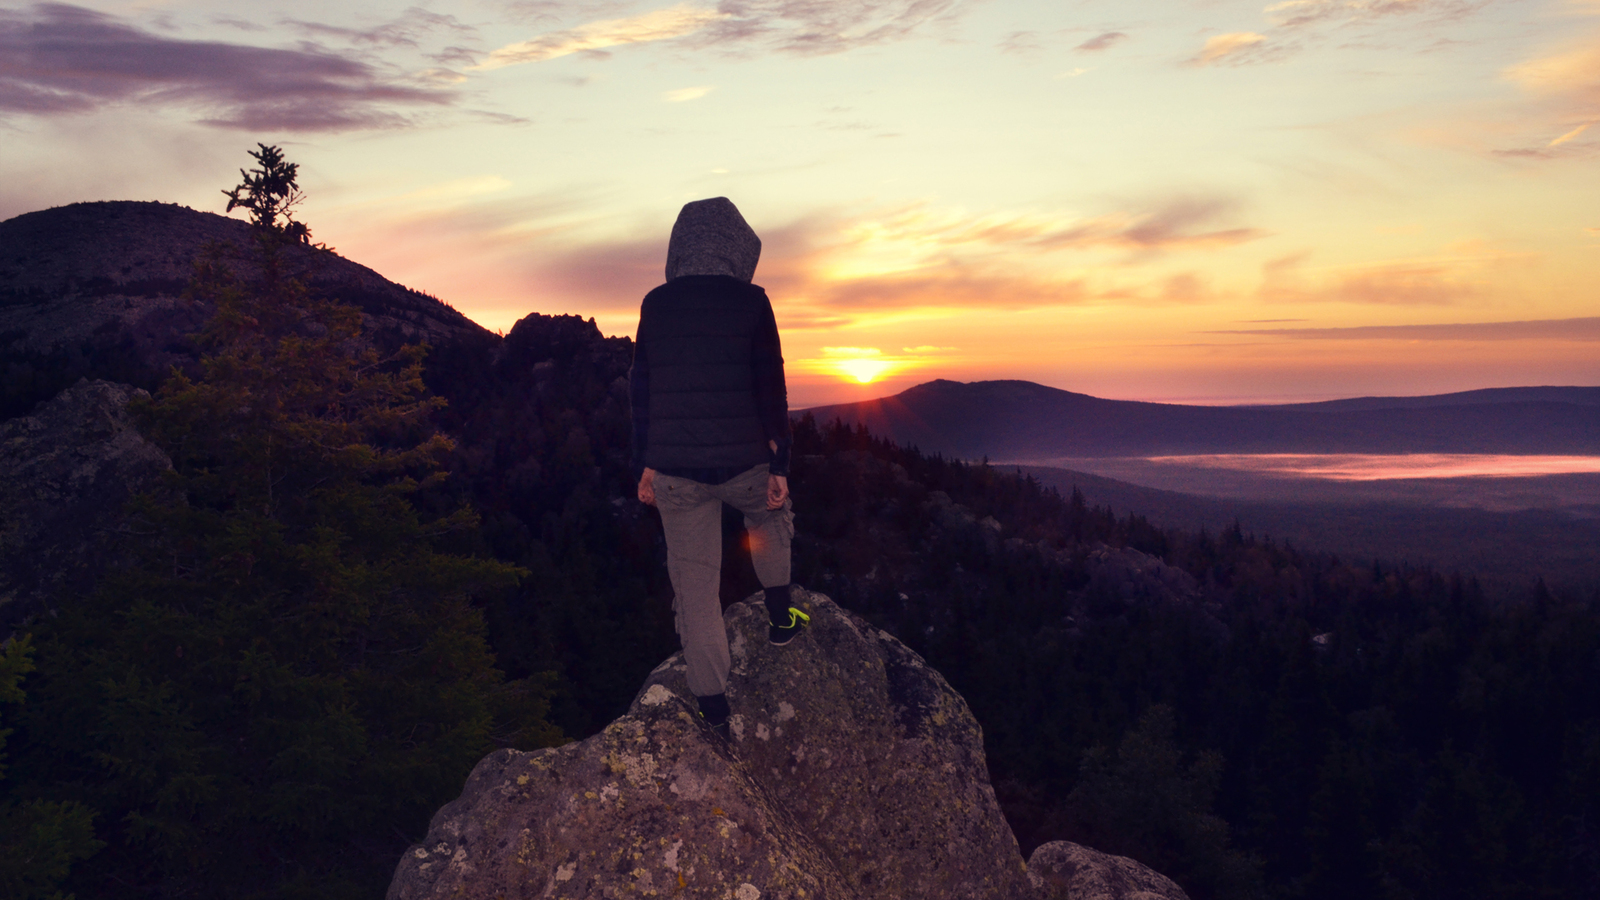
[655,463,794,698]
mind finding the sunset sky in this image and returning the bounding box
[2,0,1597,408]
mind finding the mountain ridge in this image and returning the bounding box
[797,378,1600,459]
[1248,384,1600,411]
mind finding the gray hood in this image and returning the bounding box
[665,197,761,282]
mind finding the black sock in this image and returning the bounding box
[697,693,730,725]
[763,584,792,624]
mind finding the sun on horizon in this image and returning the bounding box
[820,347,901,385]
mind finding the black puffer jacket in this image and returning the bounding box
[629,198,790,480]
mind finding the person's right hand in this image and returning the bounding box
[638,468,657,506]
[767,474,788,510]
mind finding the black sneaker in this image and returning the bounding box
[769,607,811,646]
[697,693,731,738]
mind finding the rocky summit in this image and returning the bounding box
[387,589,1187,900]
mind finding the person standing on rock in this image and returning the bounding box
[630,197,806,734]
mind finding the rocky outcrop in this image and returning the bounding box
[388,588,1034,899]
[0,201,490,418]
[0,379,171,628]
[1082,544,1199,605]
[1028,841,1191,900]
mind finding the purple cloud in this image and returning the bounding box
[1211,317,1600,341]
[1267,0,1483,30]
[1076,31,1128,52]
[476,1,979,69]
[998,30,1042,54]
[0,3,455,131]
[697,0,969,57]
[281,8,477,49]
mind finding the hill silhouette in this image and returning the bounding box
[0,200,487,418]
[799,379,1600,459]
[1257,385,1600,411]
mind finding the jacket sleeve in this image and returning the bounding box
[751,297,792,477]
[629,329,650,478]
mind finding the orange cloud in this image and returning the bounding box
[325,195,1261,339]
[1253,244,1537,306]
[474,5,728,68]
[1328,262,1479,305]
[748,204,1254,321]
[1195,0,1481,71]
[1548,121,1594,146]
[1188,32,1271,66]
[775,268,1099,314]
[821,198,1263,259]
[474,0,979,68]
[1495,36,1600,156]
[1503,42,1600,98]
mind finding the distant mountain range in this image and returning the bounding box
[797,379,1600,459]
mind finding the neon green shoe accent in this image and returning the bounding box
[784,607,810,629]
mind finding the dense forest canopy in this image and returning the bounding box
[2,148,1597,899]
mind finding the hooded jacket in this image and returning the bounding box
[630,198,791,481]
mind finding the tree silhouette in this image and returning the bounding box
[0,636,103,900]
[223,143,311,243]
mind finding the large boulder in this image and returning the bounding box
[1082,544,1200,605]
[0,379,171,628]
[1027,841,1191,900]
[387,588,1034,899]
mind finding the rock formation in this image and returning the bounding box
[388,589,1189,900]
[1082,544,1200,605]
[1029,841,1191,900]
[0,379,171,628]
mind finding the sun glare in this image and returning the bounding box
[802,345,921,385]
[837,358,894,383]
[818,346,899,384]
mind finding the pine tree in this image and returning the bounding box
[1064,705,1265,900]
[0,636,104,900]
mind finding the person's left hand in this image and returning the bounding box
[767,474,788,510]
[638,468,657,506]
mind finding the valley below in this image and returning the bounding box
[1009,457,1600,589]
[801,378,1600,591]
